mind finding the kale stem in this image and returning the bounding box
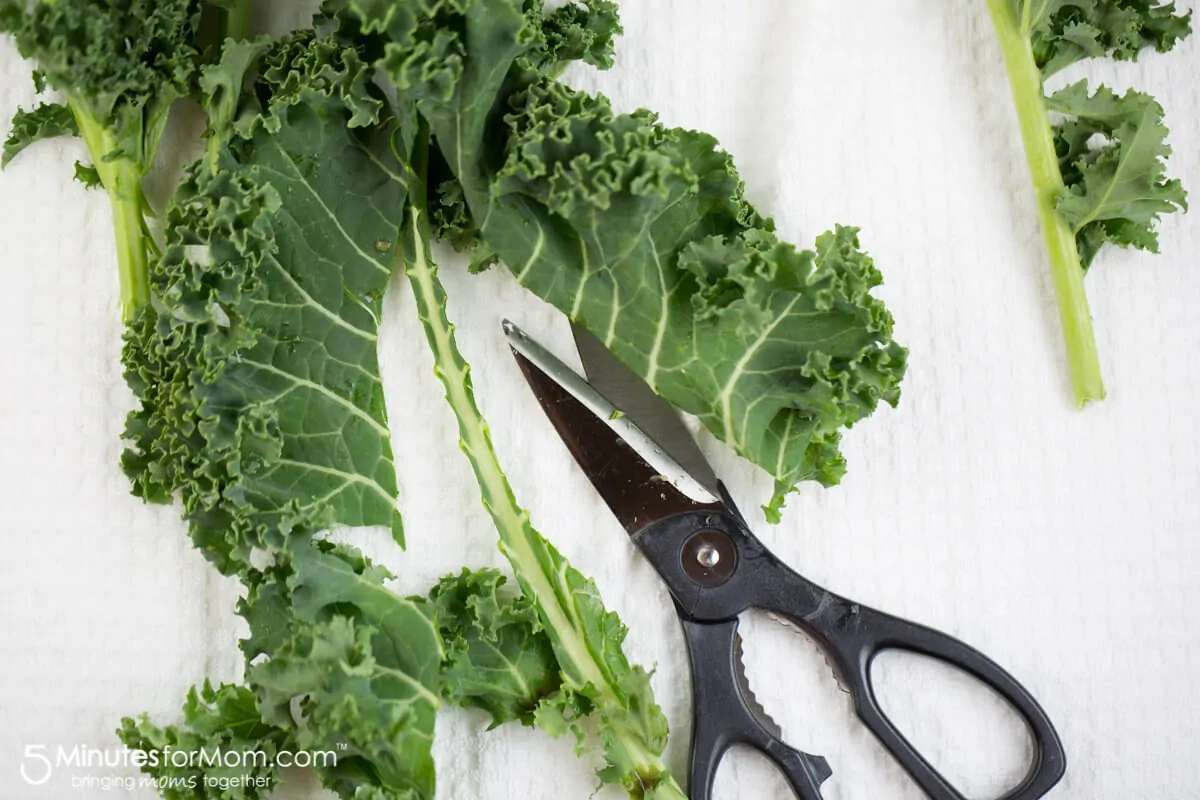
[401,123,687,800]
[110,183,151,319]
[221,0,253,42]
[986,0,1105,406]
[70,100,150,320]
[402,202,593,696]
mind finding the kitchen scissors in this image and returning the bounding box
[504,320,1065,800]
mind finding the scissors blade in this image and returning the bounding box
[505,321,722,534]
[571,323,720,499]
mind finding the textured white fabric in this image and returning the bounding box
[1,2,1198,798]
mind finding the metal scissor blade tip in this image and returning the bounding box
[501,318,524,345]
[506,323,721,530]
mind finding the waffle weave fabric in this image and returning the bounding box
[0,2,1197,798]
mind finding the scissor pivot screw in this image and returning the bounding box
[696,545,720,567]
[681,529,737,586]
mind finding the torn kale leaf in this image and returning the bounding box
[1049,80,1187,267]
[1,102,76,167]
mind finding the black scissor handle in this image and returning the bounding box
[680,617,832,800]
[757,565,1067,800]
[633,503,1066,800]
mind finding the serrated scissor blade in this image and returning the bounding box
[733,633,835,787]
[765,612,852,694]
[732,633,785,740]
[571,324,720,498]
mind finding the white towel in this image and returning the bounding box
[1,2,1197,797]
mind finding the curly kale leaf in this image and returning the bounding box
[1022,0,1192,77]
[1049,80,1187,266]
[0,0,201,168]
[1,102,76,167]
[117,682,293,799]
[426,144,498,272]
[986,0,1190,404]
[526,0,622,72]
[429,568,561,727]
[0,0,206,316]
[233,553,566,800]
[125,540,446,800]
[122,32,407,573]
[242,538,441,800]
[117,35,521,800]
[1008,2,1195,268]
[496,83,904,513]
[363,0,905,515]
[1017,1,1191,269]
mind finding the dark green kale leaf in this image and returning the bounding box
[0,0,201,168]
[243,538,441,800]
[429,568,560,727]
[427,145,498,273]
[123,540,448,800]
[490,80,905,513]
[351,0,906,516]
[1025,0,1192,77]
[526,0,622,72]
[118,33,471,800]
[0,0,206,316]
[117,682,293,800]
[122,31,407,572]
[986,0,1190,404]
[1,102,76,167]
[1018,2,1190,270]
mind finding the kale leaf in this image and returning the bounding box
[122,31,407,572]
[1049,80,1187,267]
[118,682,293,800]
[986,0,1190,404]
[1028,0,1192,77]
[1,102,76,166]
[0,0,205,317]
[243,538,441,799]
[429,568,561,727]
[333,0,906,517]
[121,34,444,799]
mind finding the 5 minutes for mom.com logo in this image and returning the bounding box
[20,743,340,792]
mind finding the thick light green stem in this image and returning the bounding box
[400,127,685,797]
[403,209,590,682]
[402,209,685,798]
[70,101,151,320]
[986,0,1106,406]
[222,0,253,42]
